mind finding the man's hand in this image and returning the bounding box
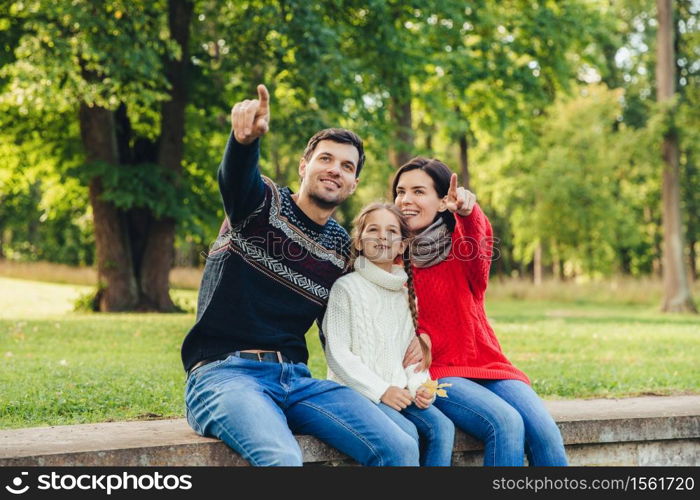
[380,386,413,411]
[445,173,477,216]
[232,84,270,144]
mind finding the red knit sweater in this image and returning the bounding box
[413,204,530,384]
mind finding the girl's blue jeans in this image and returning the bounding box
[377,402,455,466]
[185,354,420,466]
[434,377,568,466]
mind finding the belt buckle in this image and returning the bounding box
[248,351,284,363]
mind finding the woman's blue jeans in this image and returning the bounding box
[185,354,420,466]
[434,378,568,466]
[377,402,455,466]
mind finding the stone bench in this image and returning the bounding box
[1,396,698,466]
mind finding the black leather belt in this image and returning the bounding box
[188,351,290,376]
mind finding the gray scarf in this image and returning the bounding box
[410,217,452,268]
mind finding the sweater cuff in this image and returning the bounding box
[228,133,260,157]
[370,382,392,405]
[406,366,430,398]
[453,203,485,237]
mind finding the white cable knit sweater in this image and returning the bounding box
[323,256,431,404]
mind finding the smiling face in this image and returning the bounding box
[394,168,447,232]
[298,140,360,209]
[355,208,406,268]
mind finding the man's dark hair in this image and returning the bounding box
[302,128,365,177]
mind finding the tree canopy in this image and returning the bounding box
[0,0,698,310]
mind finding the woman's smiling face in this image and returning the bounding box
[394,169,447,232]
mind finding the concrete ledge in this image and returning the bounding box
[1,396,698,466]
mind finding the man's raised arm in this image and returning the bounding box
[218,84,270,224]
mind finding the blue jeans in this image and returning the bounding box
[185,355,420,466]
[434,378,568,466]
[377,402,455,466]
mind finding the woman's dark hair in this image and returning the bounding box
[303,128,365,177]
[391,157,456,232]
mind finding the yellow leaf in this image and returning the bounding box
[421,380,438,392]
[420,380,452,397]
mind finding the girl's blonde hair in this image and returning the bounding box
[348,202,431,368]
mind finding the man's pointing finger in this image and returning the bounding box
[257,84,270,110]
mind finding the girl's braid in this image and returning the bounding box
[404,250,431,368]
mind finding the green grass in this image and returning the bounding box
[1,314,190,429]
[1,276,698,429]
[0,277,92,317]
[486,300,699,398]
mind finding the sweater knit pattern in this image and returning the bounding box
[323,256,431,403]
[207,177,346,303]
[180,137,350,373]
[270,185,347,269]
[413,204,530,384]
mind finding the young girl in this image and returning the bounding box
[323,202,455,466]
[393,157,568,466]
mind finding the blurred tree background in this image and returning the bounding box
[0,0,698,312]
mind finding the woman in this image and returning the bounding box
[393,157,567,466]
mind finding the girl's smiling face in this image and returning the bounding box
[394,169,447,232]
[355,208,406,271]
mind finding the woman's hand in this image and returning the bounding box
[381,386,413,411]
[445,173,476,217]
[403,334,432,372]
[402,336,423,370]
[414,387,434,409]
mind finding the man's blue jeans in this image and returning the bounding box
[434,378,568,466]
[185,355,420,466]
[377,402,455,466]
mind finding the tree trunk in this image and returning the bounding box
[690,240,697,282]
[137,0,193,311]
[389,75,413,169]
[75,1,192,312]
[656,0,697,312]
[551,241,561,281]
[533,242,543,286]
[643,205,662,276]
[652,254,662,277]
[424,129,433,152]
[79,103,139,311]
[455,106,470,190]
[458,133,470,190]
[683,150,698,283]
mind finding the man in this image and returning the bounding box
[181,84,419,466]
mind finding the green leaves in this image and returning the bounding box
[0,0,697,278]
[1,0,173,112]
[86,161,186,220]
[494,84,663,277]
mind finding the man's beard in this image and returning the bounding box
[308,189,344,210]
